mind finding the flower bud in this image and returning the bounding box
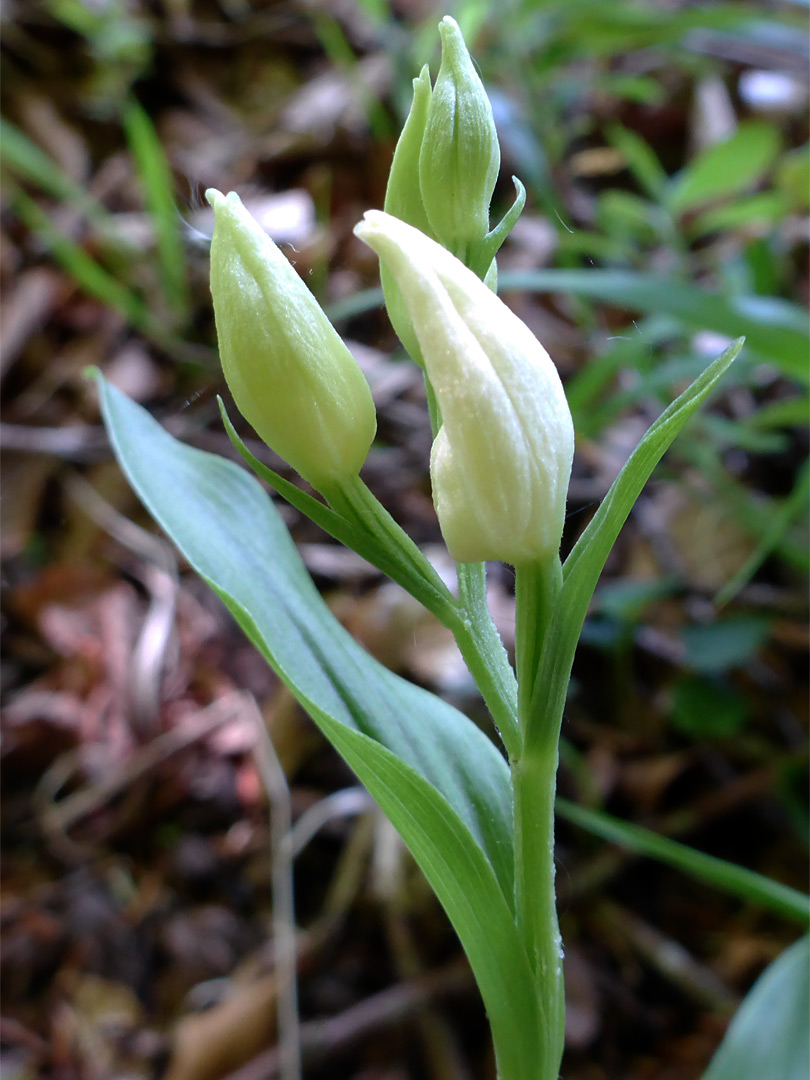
[385,65,433,237]
[207,189,376,489]
[418,16,499,258]
[381,65,433,364]
[354,210,574,565]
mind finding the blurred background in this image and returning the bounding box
[1,1,808,1078]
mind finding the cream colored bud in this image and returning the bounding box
[354,211,574,565]
[207,189,376,489]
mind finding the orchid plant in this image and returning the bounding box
[96,16,808,1080]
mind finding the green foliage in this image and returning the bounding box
[777,145,810,211]
[1,112,186,345]
[680,615,773,674]
[122,99,189,321]
[701,937,810,1080]
[11,188,154,335]
[0,118,112,224]
[556,800,809,927]
[716,460,810,605]
[670,675,749,739]
[607,122,668,201]
[97,325,810,1073]
[498,270,809,379]
[45,0,151,109]
[668,122,783,216]
[94,373,546,1079]
[14,1,804,1071]
[525,339,743,752]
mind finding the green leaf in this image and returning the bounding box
[701,937,809,1080]
[11,188,155,337]
[668,122,782,215]
[681,615,771,673]
[606,122,668,200]
[327,269,810,381]
[670,675,749,738]
[748,394,810,430]
[218,402,459,628]
[469,175,527,278]
[690,191,789,237]
[497,269,808,380]
[526,338,743,751]
[776,144,810,212]
[596,189,660,243]
[565,336,742,611]
[556,800,810,927]
[0,118,111,224]
[715,459,810,606]
[122,98,190,319]
[95,374,545,1078]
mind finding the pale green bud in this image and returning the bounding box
[419,16,499,258]
[381,65,433,365]
[206,189,376,490]
[354,211,574,566]
[385,65,433,237]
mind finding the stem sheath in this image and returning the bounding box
[512,555,566,1080]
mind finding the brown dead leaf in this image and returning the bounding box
[641,482,757,591]
[0,267,64,379]
[66,975,144,1080]
[620,752,692,814]
[103,340,166,403]
[164,974,278,1080]
[0,453,55,558]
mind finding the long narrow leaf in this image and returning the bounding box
[12,188,153,333]
[526,339,742,749]
[667,121,782,214]
[557,799,810,927]
[122,99,189,318]
[498,271,807,379]
[563,339,743,590]
[0,118,111,224]
[325,272,808,379]
[715,458,810,606]
[95,374,546,1078]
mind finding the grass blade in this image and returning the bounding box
[11,187,154,334]
[0,118,111,225]
[499,269,808,379]
[557,798,810,926]
[122,98,190,320]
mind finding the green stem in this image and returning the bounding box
[512,555,567,1080]
[326,476,455,621]
[456,561,520,760]
[329,479,520,755]
[512,749,564,1080]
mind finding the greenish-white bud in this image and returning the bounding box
[419,16,499,258]
[381,65,433,365]
[385,65,433,237]
[354,210,574,566]
[207,189,376,490]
